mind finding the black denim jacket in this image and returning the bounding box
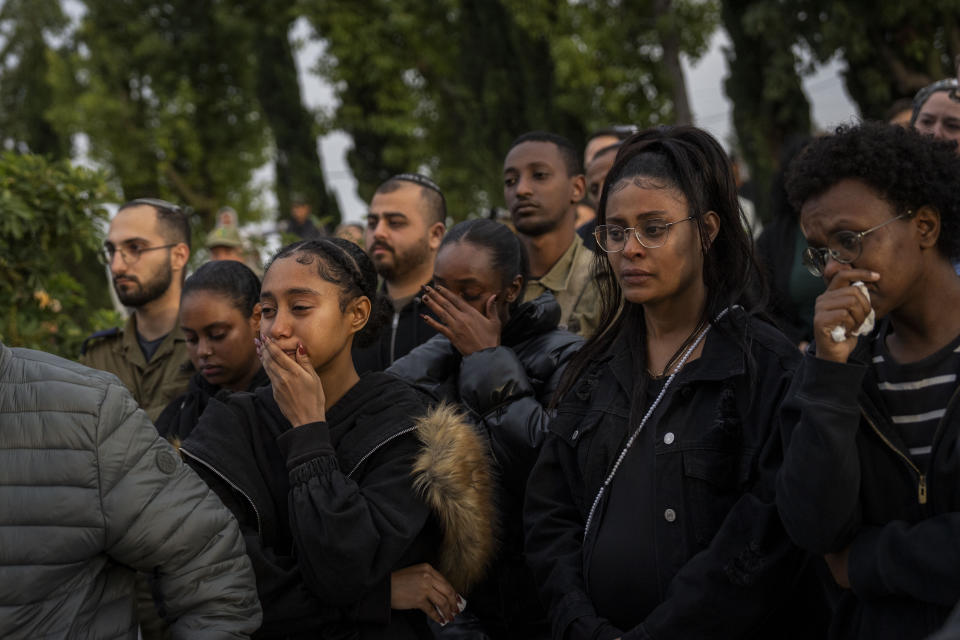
[524,310,827,640]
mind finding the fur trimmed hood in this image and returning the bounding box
[412,403,498,593]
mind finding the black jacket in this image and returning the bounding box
[777,326,960,640]
[155,367,269,444]
[388,293,582,637]
[180,373,439,640]
[524,310,827,640]
[353,289,437,374]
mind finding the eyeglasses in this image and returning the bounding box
[802,211,912,277]
[100,242,178,266]
[594,217,694,253]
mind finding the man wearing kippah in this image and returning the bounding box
[354,173,447,373]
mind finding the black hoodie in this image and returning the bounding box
[155,367,270,443]
[180,372,440,640]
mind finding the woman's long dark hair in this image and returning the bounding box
[555,125,767,403]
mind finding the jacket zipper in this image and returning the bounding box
[347,426,418,478]
[180,446,263,538]
[861,381,960,506]
[388,311,400,364]
[860,410,926,504]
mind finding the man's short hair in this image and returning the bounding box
[785,121,960,261]
[374,174,447,225]
[508,131,582,176]
[119,198,191,250]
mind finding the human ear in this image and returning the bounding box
[702,211,721,248]
[428,221,446,251]
[171,242,190,271]
[570,174,586,203]
[503,274,524,303]
[913,205,941,250]
[348,296,372,336]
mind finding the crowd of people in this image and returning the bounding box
[3,74,960,640]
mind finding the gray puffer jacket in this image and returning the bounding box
[0,342,262,639]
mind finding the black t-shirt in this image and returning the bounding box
[872,326,960,468]
[587,377,665,629]
[137,331,167,362]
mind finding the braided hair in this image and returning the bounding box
[265,237,391,347]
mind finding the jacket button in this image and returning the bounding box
[664,508,677,522]
[663,432,675,445]
[571,429,580,440]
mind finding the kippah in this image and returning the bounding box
[390,173,443,196]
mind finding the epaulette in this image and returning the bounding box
[81,327,121,355]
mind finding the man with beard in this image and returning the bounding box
[504,131,600,337]
[81,198,193,423]
[353,173,447,373]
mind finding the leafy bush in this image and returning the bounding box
[0,152,122,357]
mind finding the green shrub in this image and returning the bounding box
[0,152,122,357]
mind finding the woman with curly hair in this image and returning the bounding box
[777,122,960,640]
[523,125,826,640]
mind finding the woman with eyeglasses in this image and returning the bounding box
[777,123,960,640]
[523,126,828,640]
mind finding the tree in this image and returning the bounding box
[45,0,271,230]
[793,0,960,119]
[302,0,717,219]
[722,0,812,220]
[0,152,120,358]
[0,0,71,157]
[234,0,341,226]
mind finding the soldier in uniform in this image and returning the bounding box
[81,198,193,423]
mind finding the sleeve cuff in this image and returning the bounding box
[797,353,868,409]
[276,421,335,471]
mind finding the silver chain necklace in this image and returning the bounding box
[582,307,731,537]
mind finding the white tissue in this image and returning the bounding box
[830,281,875,342]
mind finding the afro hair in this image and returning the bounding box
[785,121,960,261]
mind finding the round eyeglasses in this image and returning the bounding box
[802,211,912,277]
[594,217,694,253]
[100,242,178,266]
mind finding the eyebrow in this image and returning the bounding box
[260,287,322,300]
[105,237,151,246]
[368,211,408,220]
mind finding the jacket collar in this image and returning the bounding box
[502,293,562,347]
[118,313,186,369]
[533,235,588,294]
[604,310,749,397]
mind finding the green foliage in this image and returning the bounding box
[790,0,960,118]
[45,0,271,230]
[0,0,71,157]
[722,0,812,220]
[302,0,718,219]
[0,152,122,357]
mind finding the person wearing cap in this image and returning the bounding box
[206,206,247,263]
[80,198,194,423]
[280,192,324,240]
[354,173,446,373]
